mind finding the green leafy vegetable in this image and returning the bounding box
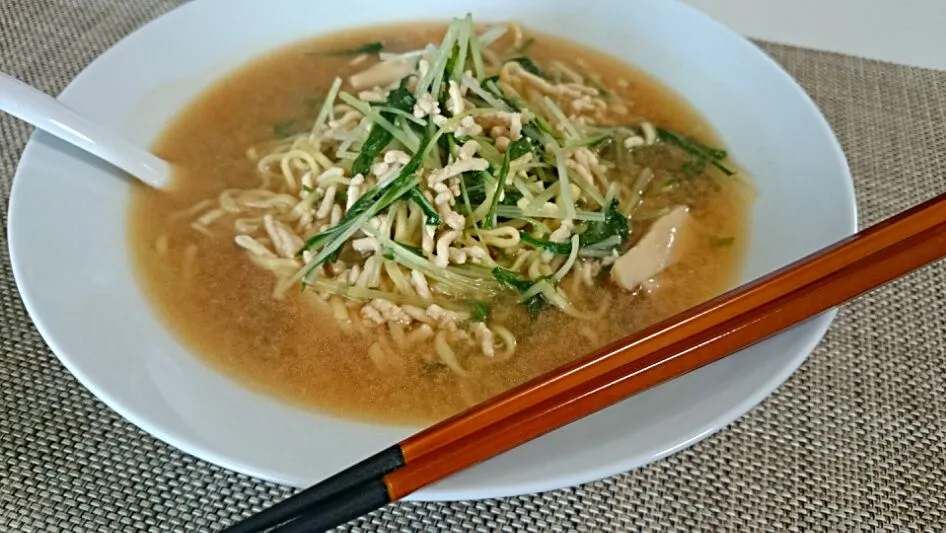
[273,119,298,138]
[507,136,533,160]
[397,242,425,256]
[302,173,422,276]
[484,138,532,229]
[385,83,418,111]
[481,76,521,110]
[524,294,547,318]
[351,41,385,55]
[492,266,533,292]
[520,233,572,255]
[499,190,523,207]
[657,128,735,176]
[325,247,343,264]
[444,43,461,87]
[579,198,629,249]
[382,241,425,260]
[481,75,501,89]
[521,123,548,146]
[351,85,417,176]
[483,174,505,229]
[298,232,331,257]
[468,301,491,322]
[712,236,735,247]
[298,132,433,259]
[352,127,393,177]
[438,131,458,156]
[458,174,477,226]
[317,41,384,56]
[481,75,501,88]
[463,173,489,203]
[456,171,489,216]
[510,57,548,79]
[491,267,549,318]
[409,187,442,225]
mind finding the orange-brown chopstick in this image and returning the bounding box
[226,190,946,533]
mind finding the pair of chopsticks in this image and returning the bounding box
[223,190,946,533]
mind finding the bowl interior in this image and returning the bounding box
[8,0,855,499]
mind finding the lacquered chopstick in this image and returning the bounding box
[224,190,946,533]
[222,445,406,533]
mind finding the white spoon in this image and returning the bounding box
[0,72,172,189]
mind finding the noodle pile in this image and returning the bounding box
[178,15,736,376]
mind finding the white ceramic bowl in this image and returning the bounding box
[8,0,856,500]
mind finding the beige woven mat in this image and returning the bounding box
[3,1,946,531]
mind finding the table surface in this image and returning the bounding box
[684,0,946,70]
[2,1,946,531]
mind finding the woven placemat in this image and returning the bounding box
[3,1,945,531]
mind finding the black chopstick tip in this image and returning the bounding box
[271,479,391,533]
[220,445,404,533]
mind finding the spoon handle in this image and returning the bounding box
[0,72,172,189]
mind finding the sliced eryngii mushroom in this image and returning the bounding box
[610,205,693,292]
